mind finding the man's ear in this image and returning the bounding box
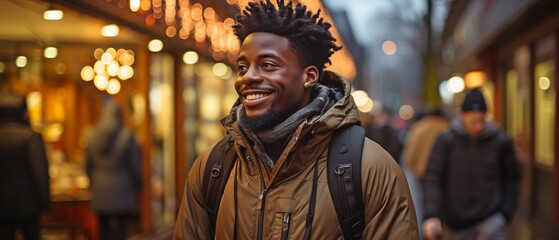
[303,65,319,87]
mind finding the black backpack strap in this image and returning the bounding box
[202,134,236,239]
[328,125,366,240]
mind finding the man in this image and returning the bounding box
[0,92,50,240]
[422,89,520,240]
[174,1,418,239]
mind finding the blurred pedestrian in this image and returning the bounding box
[86,100,142,240]
[422,89,520,240]
[401,107,449,238]
[366,108,402,163]
[402,107,449,179]
[0,91,50,240]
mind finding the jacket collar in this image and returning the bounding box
[219,71,361,184]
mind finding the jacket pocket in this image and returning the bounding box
[281,212,292,240]
[272,198,296,239]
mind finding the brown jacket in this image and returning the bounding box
[174,71,418,239]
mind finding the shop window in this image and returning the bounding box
[149,53,176,227]
[189,61,237,155]
[505,46,532,160]
[534,36,555,167]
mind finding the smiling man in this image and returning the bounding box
[174,1,418,239]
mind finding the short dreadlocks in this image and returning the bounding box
[232,0,342,77]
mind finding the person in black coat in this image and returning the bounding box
[0,92,50,240]
[422,89,520,240]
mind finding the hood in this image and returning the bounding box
[89,102,123,154]
[221,70,361,140]
[0,91,27,124]
[449,117,499,141]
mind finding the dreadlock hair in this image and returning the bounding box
[232,0,342,79]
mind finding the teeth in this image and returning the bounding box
[246,93,267,100]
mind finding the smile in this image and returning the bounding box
[245,93,270,100]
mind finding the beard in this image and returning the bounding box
[241,108,292,132]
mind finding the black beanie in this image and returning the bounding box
[461,88,487,112]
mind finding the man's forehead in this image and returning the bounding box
[237,32,295,60]
[241,32,290,49]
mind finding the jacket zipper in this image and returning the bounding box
[257,165,267,240]
[257,187,267,240]
[281,212,292,240]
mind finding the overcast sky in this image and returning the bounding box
[324,0,447,45]
[323,0,451,111]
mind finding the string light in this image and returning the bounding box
[81,48,136,95]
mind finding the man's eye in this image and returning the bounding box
[262,63,274,69]
[237,65,247,72]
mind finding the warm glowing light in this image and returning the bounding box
[94,75,109,90]
[203,8,216,20]
[148,39,164,52]
[106,48,117,58]
[439,80,453,103]
[101,24,120,37]
[539,77,551,90]
[382,40,397,55]
[166,26,177,37]
[94,48,104,60]
[44,47,58,59]
[81,66,95,81]
[220,68,233,79]
[107,61,119,76]
[447,76,465,93]
[130,0,141,12]
[101,52,113,64]
[84,47,134,92]
[183,51,199,64]
[0,62,5,73]
[94,61,105,74]
[351,90,369,107]
[43,10,63,20]
[119,53,135,66]
[399,105,414,120]
[358,98,374,113]
[200,95,222,120]
[118,65,134,80]
[212,63,228,77]
[107,78,121,94]
[15,56,27,68]
[464,71,486,88]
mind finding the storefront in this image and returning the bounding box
[440,0,559,238]
[0,0,356,238]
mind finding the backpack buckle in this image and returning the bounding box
[334,163,352,175]
[211,165,221,177]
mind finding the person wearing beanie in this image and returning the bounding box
[422,88,520,240]
[0,91,51,240]
[461,88,487,112]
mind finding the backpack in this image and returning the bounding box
[202,125,366,239]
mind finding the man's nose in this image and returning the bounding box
[240,65,261,85]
